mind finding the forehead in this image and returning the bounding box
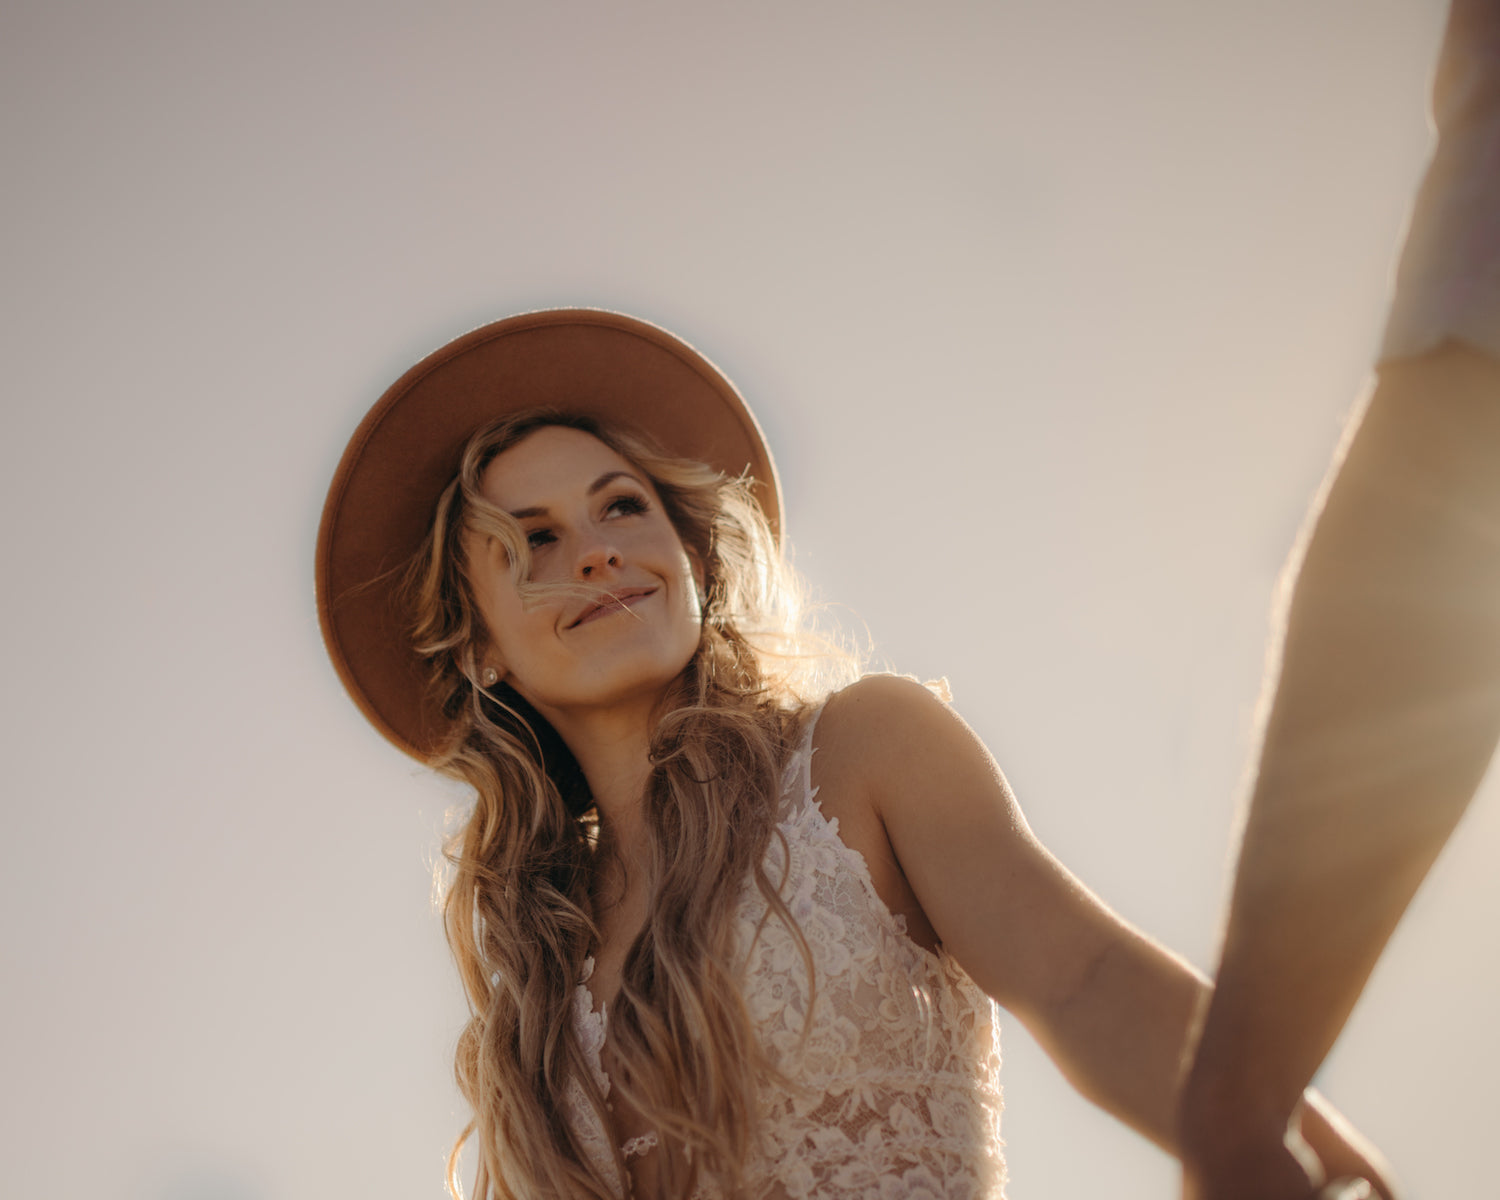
[478,425,643,511]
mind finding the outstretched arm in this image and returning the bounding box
[819,675,1392,1192]
[1179,3,1500,1196]
[1180,343,1500,1200]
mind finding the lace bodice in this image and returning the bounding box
[562,706,1007,1198]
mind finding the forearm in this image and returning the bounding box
[1032,923,1390,1193]
[1184,346,1500,1134]
[1183,0,1500,1175]
[1031,926,1207,1151]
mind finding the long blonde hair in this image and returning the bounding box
[405,410,851,1198]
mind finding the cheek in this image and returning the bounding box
[472,577,535,661]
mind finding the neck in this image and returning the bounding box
[543,695,660,865]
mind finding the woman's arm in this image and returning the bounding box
[822,674,1392,1192]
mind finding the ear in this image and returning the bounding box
[467,644,505,690]
[478,661,504,689]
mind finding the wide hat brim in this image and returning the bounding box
[316,307,781,763]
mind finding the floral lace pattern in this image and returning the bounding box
[565,708,1006,1198]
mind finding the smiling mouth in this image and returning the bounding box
[568,588,657,628]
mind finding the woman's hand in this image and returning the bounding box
[1180,1091,1396,1200]
[1180,1136,1323,1200]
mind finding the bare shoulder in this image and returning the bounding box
[813,673,1011,814]
[814,673,1093,1009]
[802,675,966,953]
[814,673,965,762]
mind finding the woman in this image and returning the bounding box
[317,310,1390,1199]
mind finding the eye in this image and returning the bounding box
[525,528,556,549]
[604,494,649,519]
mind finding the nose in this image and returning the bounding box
[575,537,621,579]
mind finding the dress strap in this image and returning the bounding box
[779,698,829,818]
[797,697,829,761]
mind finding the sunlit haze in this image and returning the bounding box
[3,2,1490,1198]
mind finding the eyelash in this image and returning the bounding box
[524,494,649,549]
[605,494,648,518]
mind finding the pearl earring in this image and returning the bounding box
[480,667,499,687]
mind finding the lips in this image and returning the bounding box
[567,587,657,628]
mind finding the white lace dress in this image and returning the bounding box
[563,708,1007,1198]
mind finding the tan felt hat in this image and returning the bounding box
[316,308,780,762]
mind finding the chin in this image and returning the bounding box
[545,649,693,713]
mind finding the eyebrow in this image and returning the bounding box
[506,470,645,521]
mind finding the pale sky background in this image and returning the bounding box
[3,1,1494,1198]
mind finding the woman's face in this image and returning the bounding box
[466,425,704,720]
